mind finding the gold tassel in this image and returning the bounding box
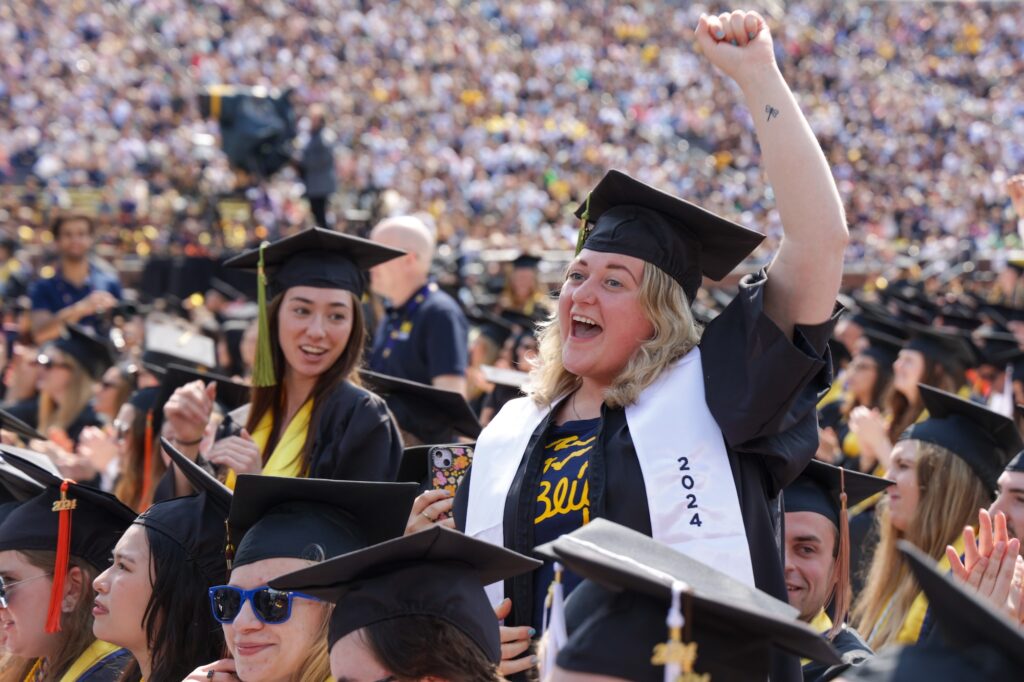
[651,581,709,681]
[252,241,277,387]
[575,193,592,256]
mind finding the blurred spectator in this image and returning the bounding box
[298,103,337,227]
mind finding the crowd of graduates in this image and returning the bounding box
[1,5,1024,682]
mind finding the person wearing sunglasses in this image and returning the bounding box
[174,445,418,682]
[92,439,232,682]
[0,447,136,682]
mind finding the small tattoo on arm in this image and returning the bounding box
[765,105,779,122]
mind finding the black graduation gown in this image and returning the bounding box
[802,626,873,682]
[155,380,402,501]
[455,270,838,681]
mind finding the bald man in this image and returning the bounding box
[368,216,468,399]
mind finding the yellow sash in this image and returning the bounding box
[894,535,966,645]
[224,400,312,488]
[801,610,835,665]
[24,640,123,682]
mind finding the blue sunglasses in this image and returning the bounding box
[208,585,322,624]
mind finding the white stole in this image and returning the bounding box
[465,347,755,607]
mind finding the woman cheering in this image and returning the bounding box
[454,10,847,675]
[162,228,406,493]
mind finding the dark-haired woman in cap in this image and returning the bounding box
[161,228,406,493]
[453,11,847,680]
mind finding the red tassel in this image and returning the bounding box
[46,480,76,633]
[140,410,155,509]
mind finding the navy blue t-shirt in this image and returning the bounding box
[531,417,599,631]
[369,283,468,384]
[29,263,122,335]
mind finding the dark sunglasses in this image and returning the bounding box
[0,573,51,608]
[208,585,322,625]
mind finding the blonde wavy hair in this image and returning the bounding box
[850,440,990,650]
[293,604,332,682]
[528,261,702,409]
[38,350,95,435]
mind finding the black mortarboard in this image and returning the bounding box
[223,226,404,299]
[937,307,982,332]
[537,519,840,681]
[510,253,542,270]
[229,475,418,570]
[860,329,902,370]
[397,442,475,492]
[828,337,852,368]
[972,330,1024,367]
[269,526,540,660]
[1007,450,1024,473]
[573,170,764,300]
[786,460,893,527]
[904,324,977,373]
[207,277,245,301]
[466,309,515,348]
[900,385,1023,493]
[359,370,481,443]
[157,364,251,413]
[142,320,217,373]
[0,447,137,632]
[135,440,233,586]
[49,324,118,380]
[850,308,910,341]
[0,449,52,524]
[0,407,46,443]
[843,541,1024,681]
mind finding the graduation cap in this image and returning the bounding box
[828,337,852,368]
[49,324,118,380]
[142,320,217,373]
[0,447,136,633]
[1007,450,1024,473]
[860,329,903,370]
[223,227,405,387]
[480,364,529,389]
[0,450,47,503]
[972,330,1024,367]
[536,519,840,681]
[900,385,1024,493]
[156,364,251,413]
[359,370,481,444]
[207,277,246,301]
[903,323,978,373]
[785,461,893,635]
[466,309,515,348]
[135,439,233,586]
[937,306,982,332]
[0,407,45,443]
[228,475,418,570]
[510,252,542,270]
[397,442,475,491]
[573,170,764,300]
[843,541,1024,681]
[269,525,541,661]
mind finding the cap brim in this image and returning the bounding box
[899,540,1024,668]
[538,519,842,666]
[229,475,419,547]
[161,438,233,510]
[360,370,482,438]
[269,525,540,600]
[222,227,405,272]
[0,409,46,443]
[919,385,1023,455]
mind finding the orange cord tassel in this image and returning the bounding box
[46,481,76,633]
[830,468,851,640]
[140,410,155,509]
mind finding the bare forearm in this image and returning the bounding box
[740,66,846,249]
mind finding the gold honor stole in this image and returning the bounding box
[466,348,754,607]
[24,640,122,682]
[225,400,312,488]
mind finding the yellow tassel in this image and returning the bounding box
[575,193,592,256]
[253,241,277,387]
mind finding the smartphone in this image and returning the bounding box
[429,444,474,496]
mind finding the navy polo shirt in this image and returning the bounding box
[369,284,468,385]
[29,263,123,334]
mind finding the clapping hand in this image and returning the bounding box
[948,509,1024,628]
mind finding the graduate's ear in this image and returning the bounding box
[62,564,86,612]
